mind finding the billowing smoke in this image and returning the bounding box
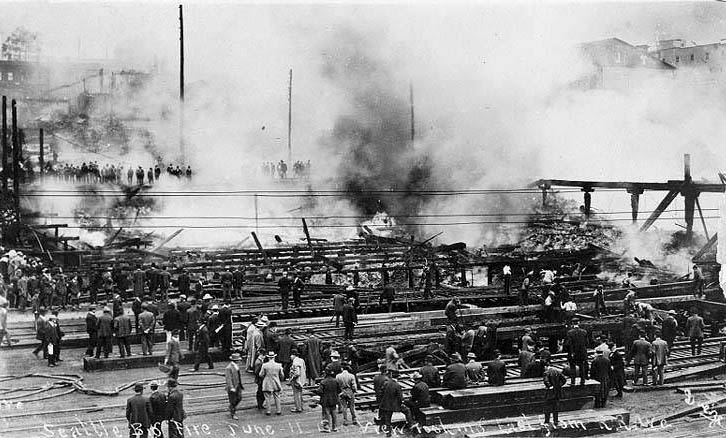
[320,28,431,219]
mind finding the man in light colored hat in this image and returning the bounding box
[404,371,430,427]
[225,353,245,419]
[259,351,284,415]
[662,309,678,352]
[246,319,265,372]
[465,352,482,383]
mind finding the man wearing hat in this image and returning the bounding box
[232,266,245,299]
[246,319,265,372]
[149,382,167,438]
[85,306,98,356]
[258,351,284,415]
[336,363,358,425]
[165,379,185,438]
[114,309,133,358]
[443,352,467,390]
[379,369,410,437]
[200,294,213,315]
[185,299,199,351]
[404,372,430,427]
[164,330,181,380]
[292,272,304,308]
[589,349,610,408]
[419,355,440,389]
[132,265,146,298]
[278,272,291,311]
[627,331,651,386]
[254,348,268,410]
[327,350,343,376]
[316,366,341,432]
[225,353,245,419]
[342,297,357,341]
[651,332,669,386]
[176,296,190,343]
[139,304,156,355]
[465,352,482,383]
[191,319,213,371]
[95,307,114,359]
[44,315,61,367]
[126,382,152,438]
[543,358,566,425]
[289,349,307,413]
[662,310,678,352]
[565,318,588,386]
[207,305,221,348]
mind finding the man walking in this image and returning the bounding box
[164,330,181,380]
[191,320,213,371]
[259,351,284,416]
[687,311,706,356]
[662,310,678,352]
[289,349,307,413]
[224,353,245,419]
[126,382,153,438]
[139,304,156,356]
[336,364,358,426]
[628,332,652,386]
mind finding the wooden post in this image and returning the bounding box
[683,154,695,244]
[582,188,592,218]
[628,188,643,224]
[11,99,19,212]
[38,128,44,180]
[1,96,6,191]
[695,197,710,240]
[179,4,185,160]
[287,69,292,163]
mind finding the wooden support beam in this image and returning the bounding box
[582,188,592,218]
[251,231,269,264]
[692,233,718,262]
[640,190,679,232]
[627,188,643,224]
[301,218,313,251]
[152,228,184,252]
[695,197,709,240]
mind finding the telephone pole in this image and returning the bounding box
[179,4,185,160]
[287,68,292,163]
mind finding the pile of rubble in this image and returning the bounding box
[514,221,622,253]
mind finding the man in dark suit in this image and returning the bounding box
[565,318,589,386]
[627,332,652,386]
[687,311,706,356]
[232,266,245,299]
[661,310,678,352]
[342,298,357,341]
[442,353,467,390]
[85,306,98,356]
[590,349,610,408]
[96,307,114,359]
[225,353,245,419]
[191,321,213,371]
[277,328,293,379]
[379,370,405,437]
[419,355,440,389]
[149,382,167,438]
[165,379,185,438]
[543,360,566,425]
[316,367,341,432]
[487,350,506,386]
[126,382,153,438]
[404,372,430,426]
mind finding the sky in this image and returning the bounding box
[6,1,726,248]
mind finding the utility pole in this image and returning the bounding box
[1,96,7,191]
[179,4,185,161]
[39,128,44,180]
[409,82,415,145]
[11,99,19,213]
[288,68,292,163]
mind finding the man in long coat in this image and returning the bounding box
[304,328,322,382]
[651,334,669,385]
[192,321,213,371]
[246,320,265,372]
[259,352,285,415]
[589,349,610,408]
[165,379,185,438]
[126,382,153,438]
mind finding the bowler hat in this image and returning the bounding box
[166,378,178,387]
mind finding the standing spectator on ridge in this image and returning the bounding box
[96,307,114,359]
[114,311,133,358]
[342,297,357,341]
[139,304,156,355]
[693,265,705,298]
[661,310,678,353]
[85,306,98,356]
[687,310,706,356]
[332,292,345,327]
[589,349,610,408]
[292,272,304,308]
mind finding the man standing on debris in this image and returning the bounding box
[176,269,190,298]
[342,297,357,341]
[126,382,153,438]
[627,331,651,386]
[114,310,133,358]
[590,349,610,408]
[278,272,291,311]
[379,284,395,313]
[219,303,233,355]
[543,359,566,425]
[593,284,608,317]
[304,328,322,383]
[651,333,669,386]
[502,265,512,295]
[159,267,172,302]
[232,266,245,299]
[292,272,304,308]
[85,306,98,356]
[419,355,440,388]
[519,272,531,306]
[693,265,705,298]
[96,307,114,359]
[565,318,588,386]
[225,353,245,419]
[221,268,234,302]
[686,310,706,356]
[661,310,678,352]
[332,291,345,327]
[278,328,293,378]
[139,304,156,355]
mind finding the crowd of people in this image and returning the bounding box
[261,160,311,179]
[39,161,194,185]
